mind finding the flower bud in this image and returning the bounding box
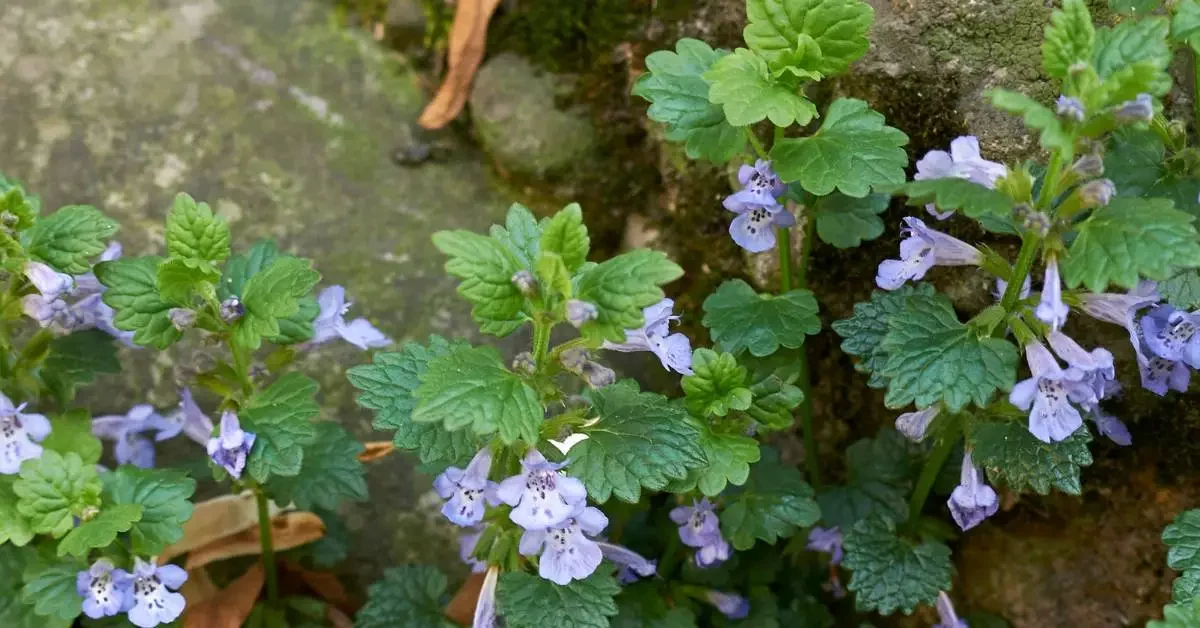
[1055,95,1084,122]
[0,211,16,228]
[511,351,536,375]
[1071,154,1104,178]
[1022,211,1051,237]
[580,362,616,389]
[511,270,537,297]
[1011,203,1033,223]
[219,297,244,323]
[169,307,197,331]
[565,299,598,328]
[559,347,589,374]
[1114,93,1153,122]
[1080,179,1116,208]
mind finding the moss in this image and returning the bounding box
[488,0,646,73]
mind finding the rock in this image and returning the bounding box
[385,0,425,32]
[469,53,595,176]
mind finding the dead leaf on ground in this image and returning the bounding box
[160,492,283,563]
[417,0,504,129]
[358,441,395,462]
[281,559,355,614]
[184,511,326,570]
[328,606,354,628]
[180,566,220,607]
[184,565,264,628]
[445,571,486,625]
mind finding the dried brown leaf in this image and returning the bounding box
[160,492,282,562]
[184,565,264,628]
[417,0,504,129]
[357,441,395,462]
[184,512,326,570]
[444,571,486,625]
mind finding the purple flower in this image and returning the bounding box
[76,558,131,619]
[1091,410,1131,446]
[1035,257,1068,330]
[913,136,1007,220]
[1141,355,1191,396]
[1045,330,1113,408]
[434,448,498,527]
[875,217,982,290]
[1078,289,1158,371]
[518,503,608,585]
[1009,341,1091,443]
[704,590,750,619]
[1115,93,1154,122]
[126,558,187,628]
[896,406,940,442]
[723,160,787,211]
[948,451,998,531]
[0,393,50,474]
[460,529,487,573]
[602,299,693,375]
[727,202,795,253]
[160,388,215,445]
[496,450,587,530]
[806,526,844,565]
[596,542,657,583]
[24,261,73,299]
[473,566,498,628]
[1080,179,1116,207]
[669,498,731,568]
[92,405,177,469]
[1056,95,1085,121]
[310,286,391,350]
[205,412,255,479]
[934,591,968,628]
[1142,305,1200,367]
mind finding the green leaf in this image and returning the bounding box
[39,410,103,466]
[894,178,1014,221]
[813,192,888,248]
[13,450,101,538]
[0,187,37,232]
[968,422,1093,494]
[0,479,34,546]
[881,293,1018,412]
[218,240,278,300]
[1062,197,1200,292]
[269,295,319,345]
[490,203,542,267]
[1111,0,1160,14]
[842,515,953,615]
[432,229,526,336]
[987,90,1071,153]
[703,48,818,127]
[155,256,219,304]
[347,336,480,468]
[1165,510,1200,579]
[412,345,542,445]
[101,466,196,555]
[672,421,762,496]
[612,582,697,627]
[743,0,874,76]
[1093,17,1171,98]
[267,422,368,511]
[498,569,620,628]
[719,449,820,550]
[817,429,918,528]
[536,252,573,302]
[573,381,707,503]
[24,205,118,274]
[355,565,452,628]
[833,284,937,388]
[770,98,908,197]
[165,192,231,264]
[1149,597,1200,628]
[540,204,591,273]
[632,39,744,163]
[1041,0,1094,79]
[682,349,752,417]
[702,279,820,357]
[95,256,182,349]
[42,330,120,399]
[1162,272,1200,310]
[742,351,805,430]
[575,249,683,343]
[1175,1,1200,51]
[56,503,143,557]
[235,256,320,350]
[241,373,321,482]
[0,545,64,628]
[1175,570,1200,606]
[20,553,82,622]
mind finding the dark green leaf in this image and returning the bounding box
[24,205,118,274]
[968,422,1093,494]
[742,351,805,429]
[95,256,182,349]
[814,192,888,248]
[20,553,82,622]
[1162,272,1200,310]
[219,240,278,300]
[1174,1,1200,51]
[1063,197,1200,291]
[832,284,936,388]
[355,565,451,628]
[432,229,526,336]
[895,178,1013,220]
[1093,17,1172,98]
[42,331,120,398]
[498,569,620,628]
[268,295,319,345]
[241,373,321,482]
[101,466,196,555]
[268,422,368,511]
[0,545,65,628]
[842,515,953,615]
[702,280,820,357]
[720,449,820,550]
[235,256,320,350]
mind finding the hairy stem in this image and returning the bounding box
[744,127,768,160]
[1194,49,1200,136]
[1035,150,1065,211]
[255,488,279,605]
[794,209,820,489]
[907,435,956,526]
[998,235,1042,321]
[532,317,552,371]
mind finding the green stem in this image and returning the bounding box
[659,532,682,578]
[1036,150,1065,211]
[907,435,956,526]
[998,235,1042,320]
[1193,48,1200,136]
[255,488,279,605]
[532,317,552,370]
[794,209,820,489]
[744,127,768,159]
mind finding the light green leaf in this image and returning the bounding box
[702,279,820,357]
[742,351,805,430]
[895,178,1014,221]
[703,48,818,127]
[165,192,231,264]
[536,252,573,302]
[1148,598,1200,628]
[770,98,908,197]
[155,256,219,305]
[813,192,888,248]
[0,187,37,232]
[95,256,182,349]
[679,422,762,497]
[575,248,683,343]
[743,0,874,76]
[24,205,118,274]
[682,349,752,417]
[968,422,1093,494]
[20,553,82,622]
[0,479,34,546]
[1041,0,1094,79]
[842,515,953,615]
[719,449,820,550]
[235,256,320,350]
[1162,272,1200,310]
[412,345,542,445]
[1093,17,1171,94]
[432,229,526,336]
[988,90,1072,153]
[832,284,937,388]
[668,122,746,165]
[498,569,620,628]
[1175,1,1200,51]
[881,292,1019,412]
[101,466,196,555]
[490,203,542,267]
[269,295,319,345]
[355,565,453,628]
[39,409,103,466]
[267,422,368,511]
[241,373,321,482]
[541,204,591,273]
[13,450,101,538]
[573,381,707,503]
[1062,197,1200,292]
[347,336,480,468]
[1111,0,1160,14]
[56,503,143,557]
[218,240,278,300]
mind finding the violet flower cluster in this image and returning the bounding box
[601,298,694,375]
[21,243,133,345]
[722,160,793,253]
[91,389,215,470]
[913,136,1006,220]
[0,392,50,474]
[76,557,187,627]
[669,498,732,568]
[307,285,392,350]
